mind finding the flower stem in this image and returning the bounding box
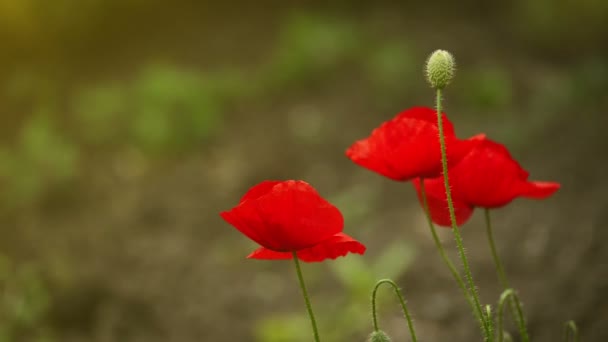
[419,180,482,325]
[435,88,490,340]
[485,304,495,339]
[292,252,320,342]
[497,289,527,342]
[484,209,529,342]
[371,279,418,342]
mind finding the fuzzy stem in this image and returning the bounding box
[497,289,527,342]
[419,180,482,325]
[435,88,490,340]
[292,252,320,342]
[371,279,418,342]
[484,209,529,342]
[485,304,494,339]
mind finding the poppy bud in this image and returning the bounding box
[368,330,392,342]
[425,49,455,89]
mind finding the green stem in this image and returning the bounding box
[371,279,418,342]
[292,252,320,342]
[484,209,509,288]
[497,289,527,342]
[435,88,490,341]
[485,304,494,339]
[484,209,529,342]
[563,320,579,342]
[419,180,482,325]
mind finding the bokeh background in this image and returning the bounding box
[0,1,607,341]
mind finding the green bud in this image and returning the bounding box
[425,49,455,89]
[368,330,392,342]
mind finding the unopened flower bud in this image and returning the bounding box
[425,49,455,89]
[368,330,392,342]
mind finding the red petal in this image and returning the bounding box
[519,181,560,199]
[247,233,366,262]
[447,135,560,208]
[239,180,282,204]
[346,107,471,181]
[220,180,344,251]
[413,178,475,227]
[246,247,292,260]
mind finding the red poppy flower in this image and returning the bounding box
[346,107,474,181]
[413,134,561,227]
[220,180,366,262]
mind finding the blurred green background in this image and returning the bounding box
[0,1,607,341]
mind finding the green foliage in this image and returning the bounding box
[0,111,79,206]
[460,67,513,110]
[254,314,310,342]
[570,58,608,103]
[75,64,224,154]
[0,62,236,206]
[73,83,126,145]
[265,14,360,87]
[365,42,416,91]
[0,256,53,342]
[130,65,222,151]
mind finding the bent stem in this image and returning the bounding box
[292,252,320,342]
[371,279,418,342]
[484,209,529,342]
[419,180,482,325]
[497,289,528,342]
[435,88,490,340]
[563,320,579,342]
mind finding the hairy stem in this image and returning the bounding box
[497,289,528,342]
[436,88,490,340]
[419,180,482,325]
[292,252,320,342]
[484,209,529,342]
[371,279,418,342]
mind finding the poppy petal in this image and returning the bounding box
[439,135,560,208]
[220,180,344,252]
[220,209,267,249]
[239,180,282,204]
[413,178,475,227]
[247,233,366,262]
[518,181,561,199]
[346,107,472,181]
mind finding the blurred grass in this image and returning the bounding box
[0,256,52,342]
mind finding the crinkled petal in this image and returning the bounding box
[444,135,561,208]
[220,180,343,251]
[346,107,472,181]
[247,233,366,262]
